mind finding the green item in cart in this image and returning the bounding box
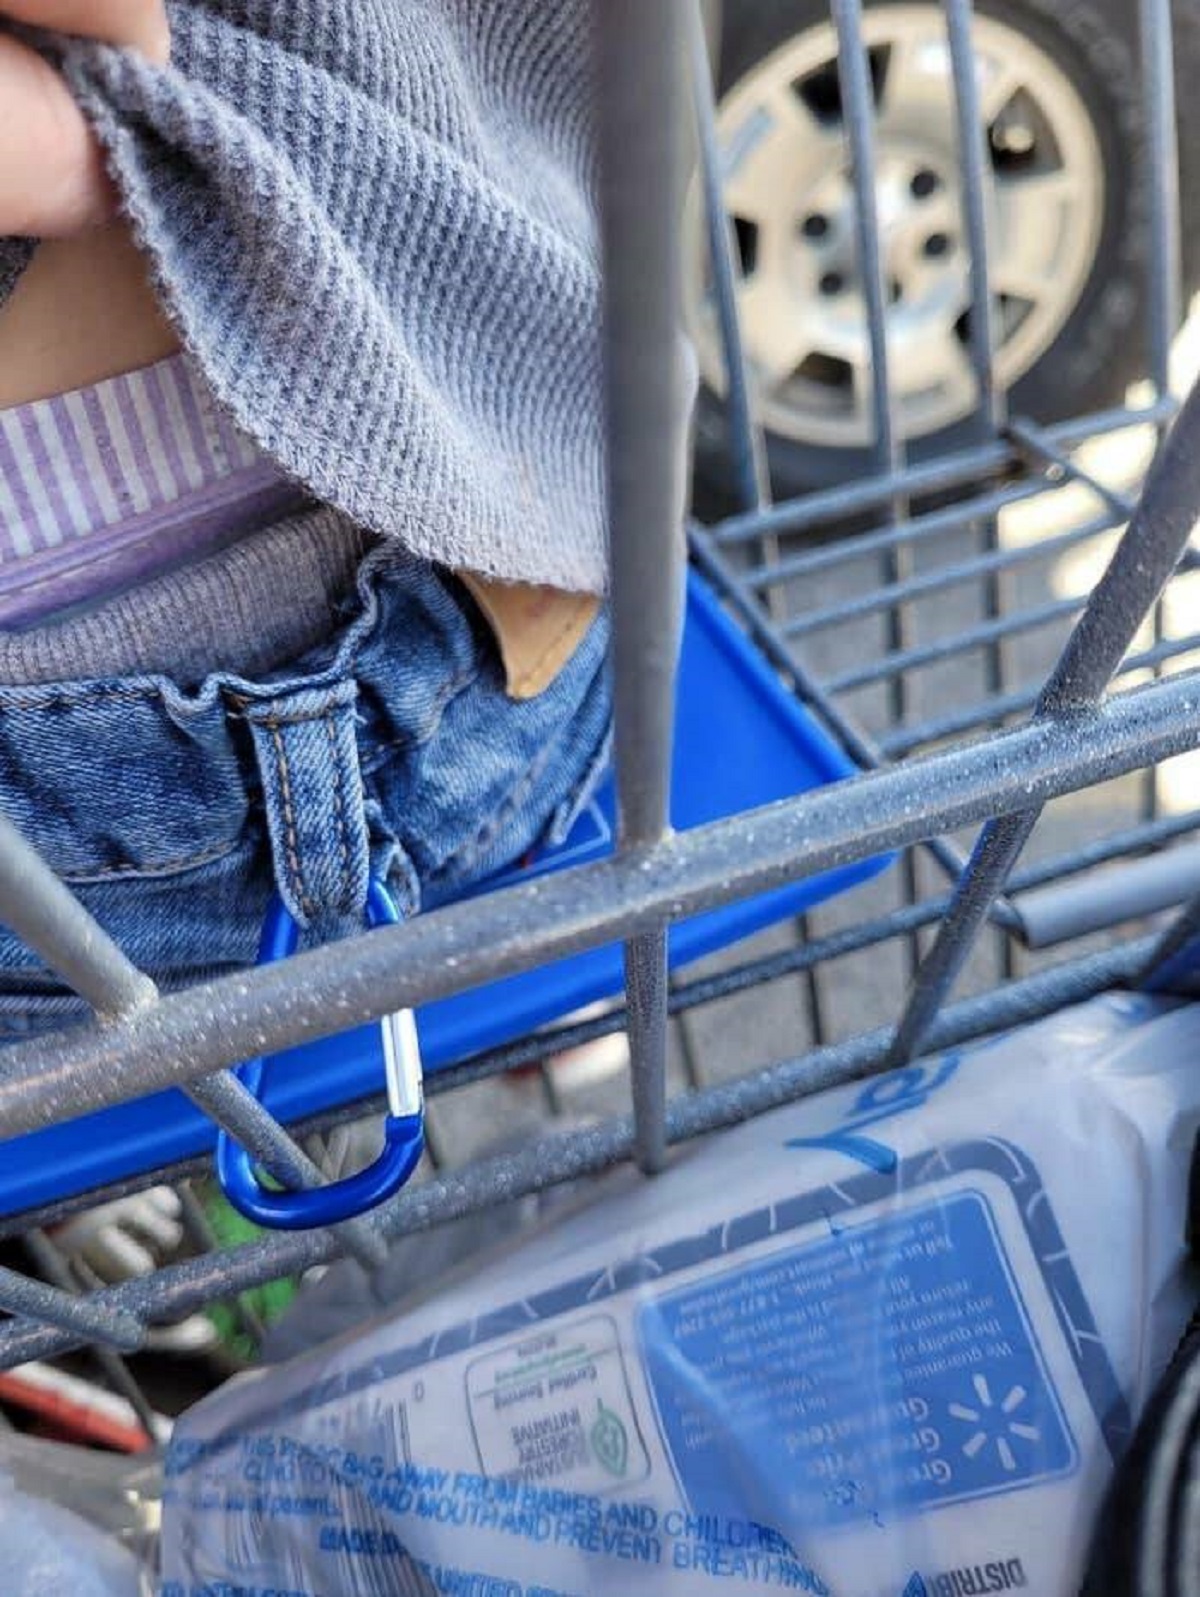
[197,1183,299,1364]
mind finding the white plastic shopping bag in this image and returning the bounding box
[161,993,1200,1596]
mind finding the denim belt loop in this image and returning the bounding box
[243,680,370,930]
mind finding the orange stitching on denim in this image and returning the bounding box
[270,722,316,922]
[326,713,354,913]
[61,835,242,884]
[248,710,346,729]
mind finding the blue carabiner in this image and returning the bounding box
[215,878,424,1229]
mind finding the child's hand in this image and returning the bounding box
[0,1,170,237]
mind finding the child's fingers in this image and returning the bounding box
[0,29,116,235]
[0,0,170,64]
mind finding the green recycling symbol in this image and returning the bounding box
[590,1399,629,1478]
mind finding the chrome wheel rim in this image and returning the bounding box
[687,5,1105,449]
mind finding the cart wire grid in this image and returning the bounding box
[0,0,1196,1391]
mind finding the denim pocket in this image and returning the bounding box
[0,831,270,1000]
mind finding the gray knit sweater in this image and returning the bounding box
[0,2,607,593]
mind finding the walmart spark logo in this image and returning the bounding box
[947,1375,1041,1472]
[590,1399,629,1478]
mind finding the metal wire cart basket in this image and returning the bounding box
[0,0,1198,1515]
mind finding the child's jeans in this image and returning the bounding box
[0,507,611,1040]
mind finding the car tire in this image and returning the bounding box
[691,0,1200,509]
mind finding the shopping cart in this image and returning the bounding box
[0,0,1197,1480]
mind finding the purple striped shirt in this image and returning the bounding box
[0,355,307,628]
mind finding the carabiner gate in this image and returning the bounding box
[215,879,424,1229]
